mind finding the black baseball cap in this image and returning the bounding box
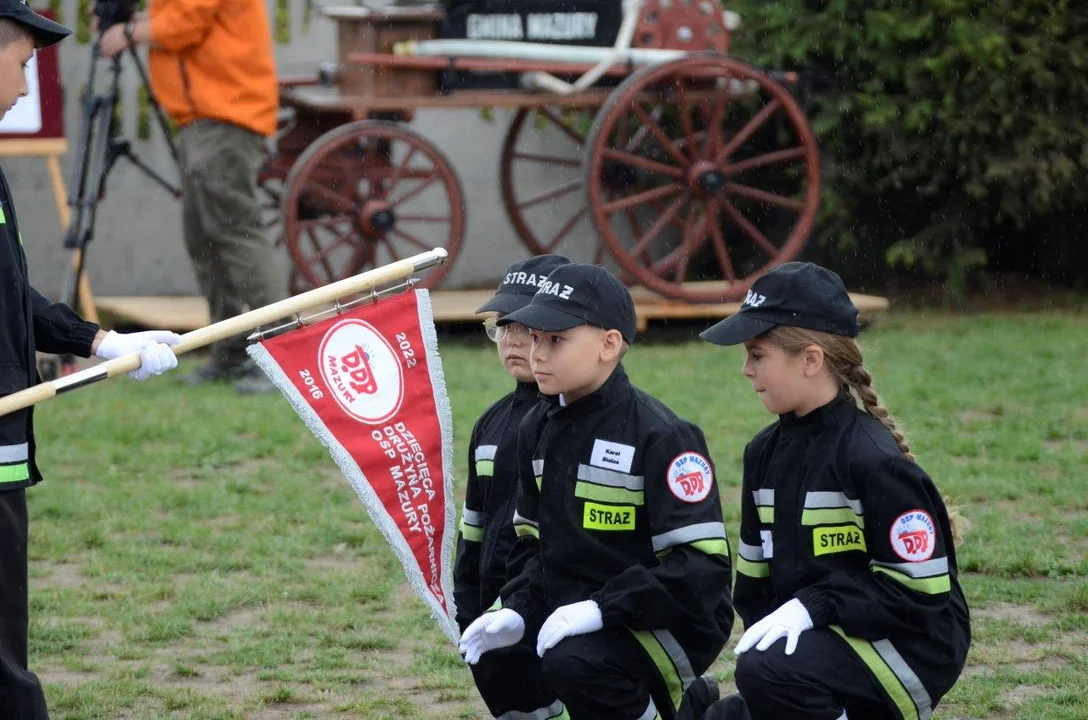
[700,262,859,346]
[476,254,572,315]
[0,0,71,47]
[499,263,637,344]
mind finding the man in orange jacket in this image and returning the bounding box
[101,0,282,393]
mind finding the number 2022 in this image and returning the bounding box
[396,332,418,369]
[298,369,324,400]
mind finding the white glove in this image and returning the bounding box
[458,608,525,665]
[734,598,813,656]
[536,600,603,657]
[94,330,181,381]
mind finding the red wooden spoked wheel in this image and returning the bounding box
[500,107,655,278]
[282,120,465,290]
[585,55,821,302]
[500,107,604,262]
[259,106,346,296]
[256,170,307,294]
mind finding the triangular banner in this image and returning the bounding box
[248,289,458,642]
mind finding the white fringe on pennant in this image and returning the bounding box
[415,289,459,637]
[247,291,459,645]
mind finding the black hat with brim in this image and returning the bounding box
[501,303,587,333]
[699,313,778,346]
[1,2,72,48]
[700,262,860,347]
[475,254,573,316]
[475,293,524,316]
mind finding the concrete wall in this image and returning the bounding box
[13,0,602,298]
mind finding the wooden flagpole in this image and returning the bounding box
[0,248,448,417]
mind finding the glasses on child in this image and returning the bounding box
[484,317,530,343]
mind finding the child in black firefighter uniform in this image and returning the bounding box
[696,262,970,720]
[454,253,571,719]
[0,5,181,716]
[458,263,734,720]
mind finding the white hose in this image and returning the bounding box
[395,39,687,66]
[568,0,644,92]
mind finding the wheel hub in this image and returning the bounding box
[689,161,726,195]
[358,200,396,235]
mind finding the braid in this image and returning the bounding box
[843,354,969,544]
[844,363,914,462]
[763,325,969,545]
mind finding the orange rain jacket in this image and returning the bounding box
[148,0,278,137]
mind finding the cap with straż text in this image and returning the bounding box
[499,263,637,344]
[700,262,859,346]
[475,254,572,315]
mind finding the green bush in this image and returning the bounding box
[726,0,1088,287]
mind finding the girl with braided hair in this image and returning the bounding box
[694,262,970,720]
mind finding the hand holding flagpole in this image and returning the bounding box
[0,249,448,417]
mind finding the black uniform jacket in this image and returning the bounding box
[0,166,99,490]
[500,366,735,676]
[453,380,542,629]
[735,391,970,719]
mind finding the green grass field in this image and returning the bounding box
[25,310,1088,719]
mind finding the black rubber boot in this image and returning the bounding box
[676,675,721,720]
[701,692,753,720]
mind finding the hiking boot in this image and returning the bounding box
[233,362,276,395]
[181,359,251,386]
[677,675,721,720]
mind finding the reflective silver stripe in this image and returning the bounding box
[835,713,847,720]
[872,639,933,720]
[497,699,566,719]
[576,464,644,490]
[653,629,696,692]
[532,459,544,475]
[512,510,538,529]
[738,540,765,562]
[652,522,726,552]
[870,557,948,578]
[637,697,658,720]
[475,445,498,462]
[752,489,774,505]
[0,443,28,463]
[461,505,484,527]
[804,491,864,514]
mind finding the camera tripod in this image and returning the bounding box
[43,31,182,379]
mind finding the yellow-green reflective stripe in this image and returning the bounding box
[0,207,6,224]
[535,475,542,490]
[630,631,685,712]
[475,460,494,477]
[801,508,865,529]
[514,523,539,539]
[0,463,29,484]
[690,538,730,557]
[757,506,773,523]
[459,518,483,542]
[488,597,502,611]
[872,566,950,595]
[574,480,645,506]
[736,557,770,578]
[830,626,919,720]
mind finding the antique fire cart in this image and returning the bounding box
[259,0,821,303]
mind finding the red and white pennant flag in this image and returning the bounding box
[248,289,458,642]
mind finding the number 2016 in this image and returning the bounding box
[298,369,324,400]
